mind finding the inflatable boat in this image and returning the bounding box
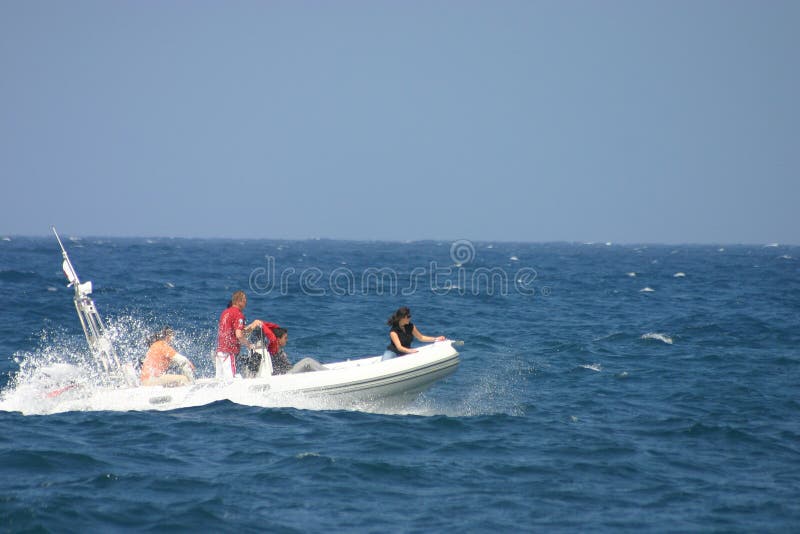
[28,228,460,413]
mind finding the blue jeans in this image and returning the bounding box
[381,350,397,361]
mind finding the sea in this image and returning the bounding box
[1,236,798,532]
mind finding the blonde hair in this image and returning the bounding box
[231,291,247,306]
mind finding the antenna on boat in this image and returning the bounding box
[52,226,128,384]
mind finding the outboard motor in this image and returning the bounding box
[237,329,269,378]
[238,329,273,378]
[238,349,262,379]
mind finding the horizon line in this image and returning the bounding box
[1,232,796,247]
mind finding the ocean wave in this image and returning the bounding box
[641,333,673,344]
[641,332,672,345]
[640,287,655,293]
[580,363,602,372]
[592,332,627,343]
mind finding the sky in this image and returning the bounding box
[0,1,797,244]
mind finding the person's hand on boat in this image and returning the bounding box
[435,336,446,342]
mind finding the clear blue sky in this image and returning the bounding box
[1,1,797,243]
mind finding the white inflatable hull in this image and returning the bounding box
[278,341,460,400]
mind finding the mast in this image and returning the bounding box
[52,226,124,382]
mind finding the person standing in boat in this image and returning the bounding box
[216,291,262,380]
[382,307,445,361]
[140,327,196,387]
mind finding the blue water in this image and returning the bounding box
[1,237,799,531]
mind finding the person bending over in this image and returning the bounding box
[382,307,445,361]
[140,327,195,387]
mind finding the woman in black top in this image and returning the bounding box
[381,306,445,361]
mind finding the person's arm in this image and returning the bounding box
[171,352,195,370]
[163,343,194,370]
[244,319,262,333]
[412,325,445,343]
[236,328,252,351]
[166,344,195,382]
[390,331,418,354]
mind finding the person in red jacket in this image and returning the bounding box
[215,291,261,380]
[260,321,282,356]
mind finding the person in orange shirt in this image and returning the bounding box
[140,327,195,387]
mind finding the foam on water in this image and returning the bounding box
[1,356,438,416]
[641,332,673,344]
[22,370,506,418]
[402,356,528,418]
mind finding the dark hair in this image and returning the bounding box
[273,327,287,338]
[146,326,173,346]
[387,307,411,327]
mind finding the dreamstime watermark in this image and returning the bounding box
[248,239,551,297]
